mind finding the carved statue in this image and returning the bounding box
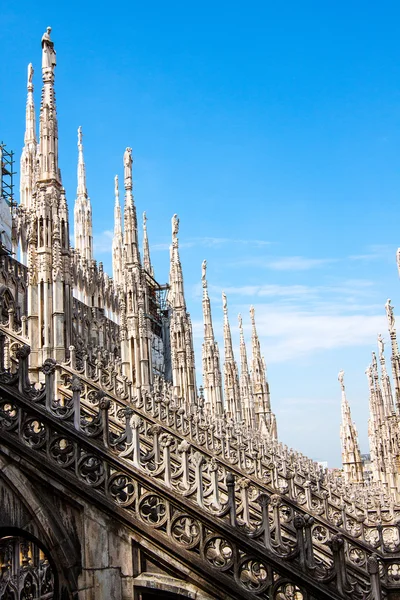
[338,370,345,390]
[250,305,255,323]
[385,299,395,332]
[114,175,119,198]
[123,147,132,187]
[41,27,56,70]
[201,259,207,283]
[238,313,243,331]
[143,211,147,229]
[172,214,179,239]
[377,334,384,358]
[28,63,34,87]
[222,292,227,313]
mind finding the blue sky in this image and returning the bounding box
[2,2,400,465]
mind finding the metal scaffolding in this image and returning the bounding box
[0,143,15,208]
[0,143,15,254]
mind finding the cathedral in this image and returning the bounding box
[1,27,400,600]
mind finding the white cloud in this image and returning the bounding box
[267,256,337,270]
[191,305,386,364]
[93,230,113,254]
[235,255,337,271]
[234,308,386,363]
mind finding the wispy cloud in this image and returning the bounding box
[349,244,396,262]
[192,308,386,364]
[150,236,271,252]
[267,256,337,270]
[93,230,113,254]
[234,255,337,271]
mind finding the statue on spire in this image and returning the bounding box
[222,291,227,314]
[172,213,179,241]
[385,299,396,333]
[397,248,400,277]
[28,63,34,89]
[338,370,345,392]
[378,333,384,359]
[41,27,56,70]
[114,174,119,200]
[201,259,207,287]
[123,147,133,189]
[78,125,83,148]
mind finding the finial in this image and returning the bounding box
[172,213,179,242]
[27,63,34,90]
[377,333,384,359]
[78,126,83,148]
[114,175,119,200]
[338,370,345,392]
[143,211,147,229]
[222,291,227,315]
[123,147,133,190]
[202,259,207,287]
[41,26,56,70]
[372,351,378,372]
[76,126,87,196]
[385,298,396,333]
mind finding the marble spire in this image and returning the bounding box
[123,147,140,266]
[222,292,241,422]
[238,313,255,429]
[168,214,197,407]
[249,306,277,439]
[338,370,363,484]
[142,211,154,276]
[201,260,223,416]
[38,26,59,182]
[385,299,400,412]
[112,175,124,286]
[74,127,93,262]
[377,334,395,417]
[19,63,37,260]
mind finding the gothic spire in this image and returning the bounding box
[112,175,123,286]
[222,292,241,422]
[338,370,363,484]
[201,260,223,416]
[77,126,87,197]
[249,305,277,439]
[38,26,59,182]
[238,313,255,428]
[74,127,93,262]
[123,147,140,266]
[168,214,197,408]
[25,63,36,146]
[377,334,395,416]
[168,214,186,309]
[20,63,37,214]
[142,211,154,276]
[385,299,400,412]
[202,260,215,342]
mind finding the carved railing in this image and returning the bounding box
[0,348,380,600]
[0,333,399,598]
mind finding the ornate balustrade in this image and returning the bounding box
[0,330,398,598]
[0,350,380,599]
